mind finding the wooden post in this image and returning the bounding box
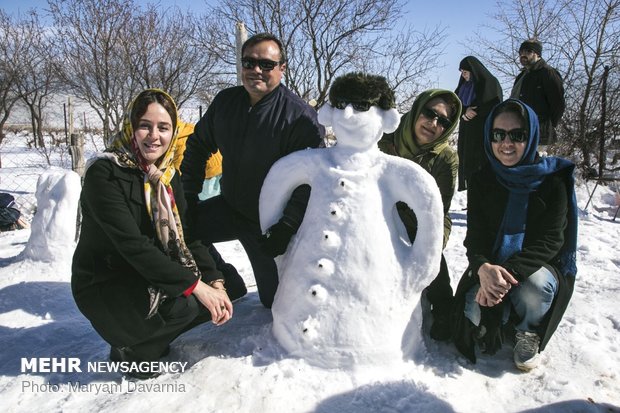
[69,133,85,177]
[599,66,610,178]
[235,22,247,86]
[63,103,68,145]
[68,96,74,138]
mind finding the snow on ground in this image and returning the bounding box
[0,167,619,412]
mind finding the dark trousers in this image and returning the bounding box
[130,294,208,360]
[425,254,454,315]
[194,195,278,308]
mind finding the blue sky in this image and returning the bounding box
[1,0,503,91]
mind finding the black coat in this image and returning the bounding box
[181,84,323,224]
[512,59,565,145]
[453,163,575,360]
[455,56,503,191]
[71,160,221,346]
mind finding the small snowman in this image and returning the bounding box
[259,73,444,369]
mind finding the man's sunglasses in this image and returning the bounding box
[331,101,372,112]
[491,128,528,143]
[241,57,281,71]
[420,107,452,129]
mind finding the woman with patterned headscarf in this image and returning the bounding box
[72,89,246,379]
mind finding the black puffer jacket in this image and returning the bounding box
[181,84,323,224]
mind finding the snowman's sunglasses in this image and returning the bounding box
[331,100,372,112]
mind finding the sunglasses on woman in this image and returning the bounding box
[491,128,528,143]
[420,107,452,129]
[331,101,372,112]
[241,57,281,71]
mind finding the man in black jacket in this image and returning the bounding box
[181,33,323,308]
[510,39,565,146]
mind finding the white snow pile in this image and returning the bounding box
[0,168,619,412]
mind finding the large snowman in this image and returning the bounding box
[259,73,444,369]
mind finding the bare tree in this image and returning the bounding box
[122,5,224,109]
[49,0,136,142]
[10,10,60,149]
[0,11,22,166]
[472,0,620,173]
[559,0,620,170]
[205,0,447,108]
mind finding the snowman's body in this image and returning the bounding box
[260,133,444,367]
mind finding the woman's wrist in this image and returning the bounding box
[208,278,226,291]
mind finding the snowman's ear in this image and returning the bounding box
[381,108,401,134]
[317,104,333,127]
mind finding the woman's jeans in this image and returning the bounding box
[464,266,558,333]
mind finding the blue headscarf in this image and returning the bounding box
[483,99,578,278]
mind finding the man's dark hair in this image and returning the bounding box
[519,38,543,57]
[329,72,396,110]
[241,33,287,63]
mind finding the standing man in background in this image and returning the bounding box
[511,39,565,148]
[181,33,324,309]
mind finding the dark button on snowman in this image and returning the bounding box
[259,73,444,368]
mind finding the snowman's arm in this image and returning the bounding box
[380,157,444,274]
[259,151,314,232]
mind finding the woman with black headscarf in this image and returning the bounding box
[455,56,503,191]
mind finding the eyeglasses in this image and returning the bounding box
[331,101,372,112]
[241,57,281,71]
[420,107,452,129]
[490,128,528,143]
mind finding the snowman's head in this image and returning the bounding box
[318,73,400,150]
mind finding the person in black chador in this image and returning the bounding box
[455,56,503,191]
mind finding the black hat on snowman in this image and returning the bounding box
[328,72,396,111]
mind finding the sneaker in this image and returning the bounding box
[513,331,541,371]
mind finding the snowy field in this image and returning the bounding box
[0,132,619,412]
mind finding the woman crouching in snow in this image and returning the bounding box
[452,99,577,371]
[71,89,245,379]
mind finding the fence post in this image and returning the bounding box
[598,66,610,178]
[69,133,85,177]
[235,22,247,86]
[68,96,74,139]
[69,132,85,241]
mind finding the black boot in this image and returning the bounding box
[109,346,160,380]
[430,309,452,342]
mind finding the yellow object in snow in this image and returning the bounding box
[173,120,222,178]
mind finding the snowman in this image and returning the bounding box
[259,73,444,369]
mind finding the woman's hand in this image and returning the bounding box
[462,106,478,121]
[192,281,233,326]
[476,263,518,307]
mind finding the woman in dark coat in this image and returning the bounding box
[71,89,246,379]
[455,56,503,191]
[452,99,577,371]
